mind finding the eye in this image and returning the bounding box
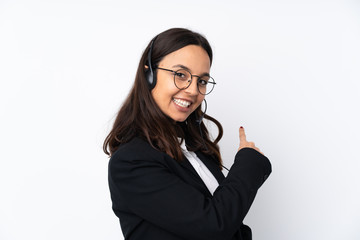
[198,79,208,86]
[174,69,190,81]
[175,72,186,79]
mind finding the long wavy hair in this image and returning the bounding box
[103,28,223,167]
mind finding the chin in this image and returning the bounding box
[169,115,189,123]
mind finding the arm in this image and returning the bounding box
[108,138,271,240]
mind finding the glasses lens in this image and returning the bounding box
[174,69,191,89]
[198,77,215,95]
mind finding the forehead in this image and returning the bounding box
[159,45,211,73]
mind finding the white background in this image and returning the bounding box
[1,0,359,239]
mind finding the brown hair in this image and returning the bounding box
[103,28,223,166]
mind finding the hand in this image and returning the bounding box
[238,126,264,155]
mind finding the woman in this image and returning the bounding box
[104,28,271,240]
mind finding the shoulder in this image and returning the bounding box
[110,137,162,160]
[109,137,165,167]
[108,137,178,189]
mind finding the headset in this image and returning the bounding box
[145,37,157,90]
[196,99,207,125]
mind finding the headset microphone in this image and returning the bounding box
[196,99,207,124]
[196,99,229,171]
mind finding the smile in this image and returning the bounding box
[172,98,191,108]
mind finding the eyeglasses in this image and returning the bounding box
[156,67,216,95]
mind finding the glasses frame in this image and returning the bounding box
[156,67,216,95]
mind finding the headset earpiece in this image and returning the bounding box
[146,38,157,90]
[145,67,156,89]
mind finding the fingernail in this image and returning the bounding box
[240,126,243,129]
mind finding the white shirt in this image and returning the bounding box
[179,140,219,195]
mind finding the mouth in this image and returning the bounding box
[172,98,192,108]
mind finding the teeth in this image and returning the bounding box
[173,98,191,108]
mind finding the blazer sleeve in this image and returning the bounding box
[108,139,272,240]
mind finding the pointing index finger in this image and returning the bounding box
[239,126,247,143]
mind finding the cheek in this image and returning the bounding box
[151,83,180,108]
[191,96,205,112]
[154,78,179,98]
[197,95,205,106]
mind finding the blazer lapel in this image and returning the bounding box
[178,157,201,179]
[178,152,225,183]
[178,156,214,196]
[195,151,225,184]
[178,151,225,197]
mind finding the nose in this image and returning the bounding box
[184,78,199,96]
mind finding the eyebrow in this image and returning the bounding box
[172,64,210,77]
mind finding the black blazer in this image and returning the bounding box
[108,137,271,240]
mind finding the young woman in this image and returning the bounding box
[104,28,272,240]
